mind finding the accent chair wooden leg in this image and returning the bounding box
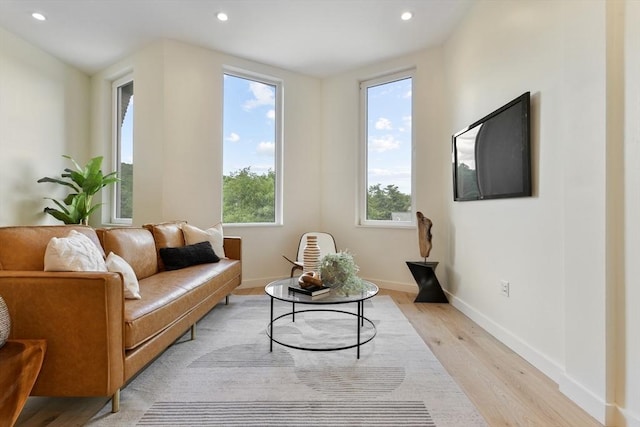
[111,388,120,413]
[191,323,196,340]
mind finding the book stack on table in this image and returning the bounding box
[288,283,331,297]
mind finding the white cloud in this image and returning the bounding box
[369,135,400,153]
[368,167,411,180]
[256,141,275,156]
[243,82,275,110]
[266,109,275,120]
[368,168,412,194]
[404,89,412,99]
[375,117,392,130]
[399,115,412,132]
[455,130,477,169]
[226,132,240,142]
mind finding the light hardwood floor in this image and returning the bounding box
[18,288,602,426]
[240,287,603,427]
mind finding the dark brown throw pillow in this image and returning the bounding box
[159,241,220,270]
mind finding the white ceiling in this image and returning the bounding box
[0,0,472,77]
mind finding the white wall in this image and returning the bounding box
[444,0,570,381]
[2,2,639,423]
[443,1,633,425]
[622,1,640,425]
[321,49,448,291]
[0,26,90,226]
[90,39,323,286]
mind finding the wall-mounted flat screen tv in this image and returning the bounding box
[452,92,531,201]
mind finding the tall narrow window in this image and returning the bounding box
[360,70,414,226]
[112,76,133,223]
[222,71,282,224]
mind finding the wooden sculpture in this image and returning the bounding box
[416,211,432,261]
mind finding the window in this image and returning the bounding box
[112,75,133,223]
[222,71,282,224]
[360,70,414,226]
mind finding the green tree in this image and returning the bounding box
[223,167,275,223]
[367,184,411,220]
[456,163,479,199]
[119,162,133,218]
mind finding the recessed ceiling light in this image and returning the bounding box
[401,11,413,21]
[216,12,228,22]
[31,12,46,21]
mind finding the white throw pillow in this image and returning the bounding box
[44,230,107,272]
[182,223,226,258]
[106,252,141,300]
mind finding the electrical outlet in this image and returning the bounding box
[500,280,510,297]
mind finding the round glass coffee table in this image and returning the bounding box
[265,277,379,359]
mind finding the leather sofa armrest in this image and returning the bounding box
[223,236,242,260]
[0,271,125,397]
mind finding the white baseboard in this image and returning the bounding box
[559,385,640,427]
[561,378,640,427]
[237,277,283,289]
[361,277,417,294]
[446,291,564,382]
[616,406,640,427]
[558,374,616,425]
[446,291,618,425]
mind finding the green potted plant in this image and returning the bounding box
[319,251,365,296]
[37,155,119,225]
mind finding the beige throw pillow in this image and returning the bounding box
[106,252,141,300]
[182,223,226,258]
[44,230,107,272]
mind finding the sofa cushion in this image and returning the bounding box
[143,221,186,271]
[44,230,107,272]
[159,241,220,270]
[182,223,226,258]
[106,252,142,299]
[122,259,241,349]
[0,226,103,271]
[97,227,158,280]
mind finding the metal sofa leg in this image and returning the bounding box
[191,323,196,340]
[225,295,229,305]
[111,388,120,413]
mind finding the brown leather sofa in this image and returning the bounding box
[0,222,241,412]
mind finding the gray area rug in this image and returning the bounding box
[88,295,486,426]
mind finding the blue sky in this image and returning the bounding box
[222,74,412,195]
[120,76,412,197]
[119,76,276,173]
[366,77,412,195]
[120,97,134,165]
[223,74,276,176]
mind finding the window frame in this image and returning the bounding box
[222,68,284,227]
[110,73,134,225]
[358,69,416,228]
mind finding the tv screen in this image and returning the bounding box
[452,92,531,201]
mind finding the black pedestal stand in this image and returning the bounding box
[406,261,448,303]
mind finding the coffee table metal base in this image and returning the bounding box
[267,300,376,359]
